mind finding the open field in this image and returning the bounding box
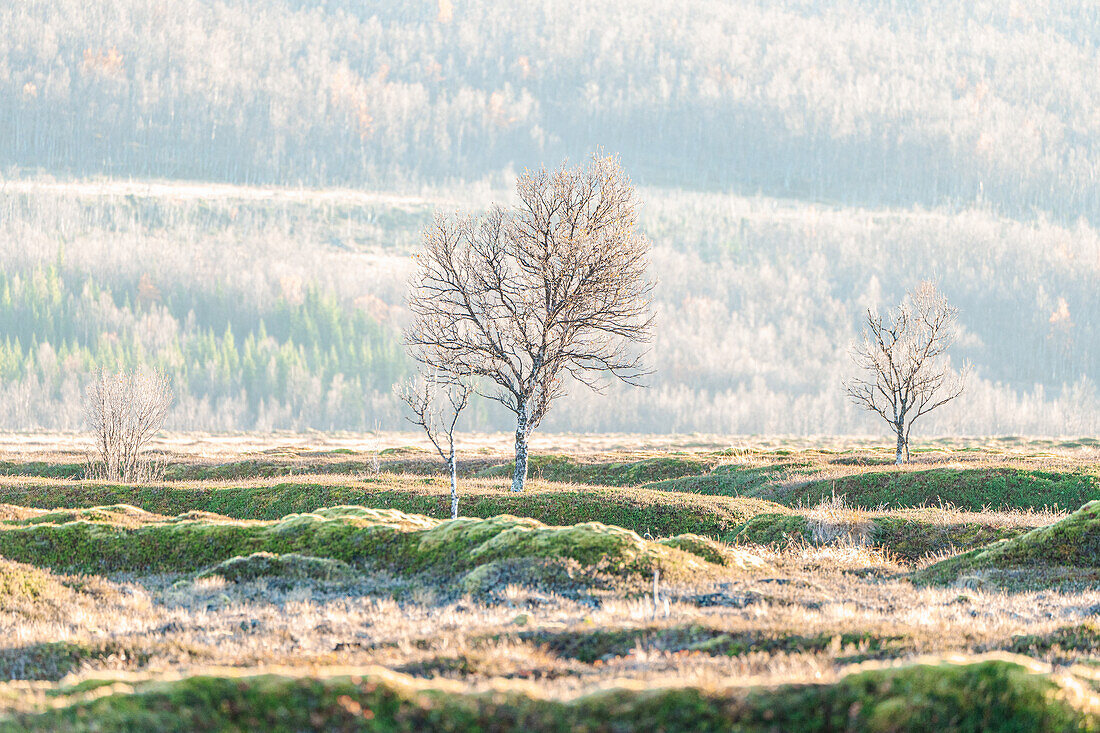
[0,434,1096,728]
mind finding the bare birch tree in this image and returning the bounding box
[406,154,654,491]
[845,282,968,465]
[396,376,472,519]
[83,368,173,481]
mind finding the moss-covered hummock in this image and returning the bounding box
[864,515,1027,562]
[195,552,357,585]
[0,507,743,593]
[914,500,1100,587]
[725,513,811,546]
[0,657,1092,732]
[4,504,170,528]
[0,482,782,541]
[0,640,153,682]
[473,454,713,486]
[1005,622,1100,658]
[0,557,108,607]
[722,510,1034,561]
[645,463,794,497]
[784,468,1100,512]
[0,557,117,623]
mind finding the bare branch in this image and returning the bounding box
[394,375,471,466]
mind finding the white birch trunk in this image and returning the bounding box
[448,447,458,519]
[511,404,529,493]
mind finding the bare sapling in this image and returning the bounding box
[406,153,655,491]
[396,376,472,519]
[83,368,173,482]
[845,282,968,465]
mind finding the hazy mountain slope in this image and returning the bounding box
[4,0,1100,221]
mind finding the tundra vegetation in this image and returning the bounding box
[0,434,1095,729]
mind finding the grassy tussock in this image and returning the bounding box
[194,552,357,585]
[915,501,1100,587]
[805,494,874,546]
[0,557,117,620]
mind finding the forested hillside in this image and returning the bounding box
[2,181,1096,434]
[1,1,1098,434]
[0,262,406,430]
[4,0,1100,221]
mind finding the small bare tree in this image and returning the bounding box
[406,154,654,491]
[845,282,968,465]
[396,377,472,519]
[83,368,172,482]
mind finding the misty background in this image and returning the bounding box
[0,0,1097,434]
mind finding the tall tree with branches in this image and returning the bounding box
[406,154,654,491]
[845,282,968,464]
[395,376,472,519]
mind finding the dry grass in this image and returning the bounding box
[805,494,874,546]
[0,539,1096,695]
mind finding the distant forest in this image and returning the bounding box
[0,1,1098,434]
[5,0,1100,221]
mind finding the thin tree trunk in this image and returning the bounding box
[895,425,905,465]
[448,447,458,520]
[511,405,529,493]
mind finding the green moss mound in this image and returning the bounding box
[656,534,765,569]
[721,510,1033,561]
[645,463,793,496]
[1,658,1091,732]
[725,513,810,546]
[0,557,117,621]
[868,516,1026,562]
[0,559,68,606]
[0,507,738,593]
[915,500,1100,586]
[786,468,1099,512]
[1006,622,1100,658]
[0,481,781,542]
[3,504,168,528]
[474,455,712,486]
[195,552,357,585]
